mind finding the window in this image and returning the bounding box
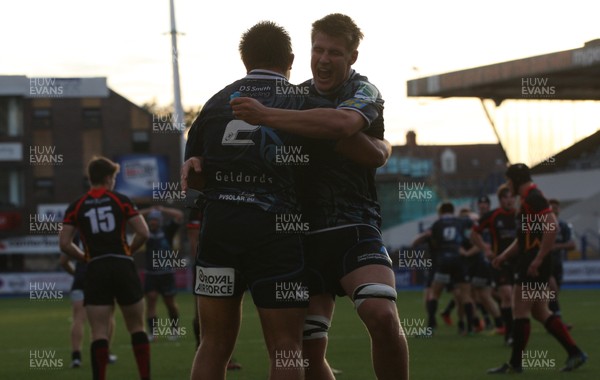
[132,131,150,153]
[32,108,51,128]
[34,178,54,199]
[441,149,457,174]
[83,108,102,128]
[0,169,24,206]
[0,97,23,136]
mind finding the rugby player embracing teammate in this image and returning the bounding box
[182,22,313,380]
[59,157,151,380]
[472,184,517,345]
[488,164,587,374]
[231,14,407,380]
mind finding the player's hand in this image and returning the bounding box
[230,97,266,125]
[527,258,542,277]
[492,254,504,269]
[181,156,203,192]
[483,246,494,260]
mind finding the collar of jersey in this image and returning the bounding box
[245,69,288,81]
[88,188,108,198]
[522,183,537,199]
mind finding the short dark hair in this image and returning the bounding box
[549,199,560,206]
[88,156,119,186]
[438,202,454,215]
[312,13,363,51]
[505,163,531,189]
[239,21,292,72]
[497,183,511,199]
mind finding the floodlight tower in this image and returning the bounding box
[169,0,185,163]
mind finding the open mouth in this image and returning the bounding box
[317,68,332,81]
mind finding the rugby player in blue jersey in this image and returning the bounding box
[183,22,311,380]
[230,14,406,380]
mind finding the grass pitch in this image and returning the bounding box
[1,289,597,379]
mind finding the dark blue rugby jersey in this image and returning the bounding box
[185,70,315,213]
[428,216,467,257]
[145,220,180,273]
[298,70,385,230]
[551,220,571,262]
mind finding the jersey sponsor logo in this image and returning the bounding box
[357,247,393,265]
[195,266,235,296]
[215,170,273,184]
[222,120,260,146]
[237,85,271,98]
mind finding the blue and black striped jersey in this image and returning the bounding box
[185,70,319,214]
[297,71,385,230]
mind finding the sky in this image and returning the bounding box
[2,0,599,165]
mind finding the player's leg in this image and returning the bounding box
[160,273,180,340]
[487,283,530,374]
[341,264,408,380]
[144,274,159,341]
[70,292,86,368]
[530,289,586,371]
[303,294,335,380]
[116,259,150,380]
[108,314,117,364]
[86,304,114,380]
[498,284,513,344]
[120,299,150,380]
[191,295,243,380]
[455,282,476,335]
[474,286,503,333]
[257,306,306,380]
[427,280,445,329]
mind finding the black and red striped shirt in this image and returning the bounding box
[63,188,139,260]
[474,207,517,255]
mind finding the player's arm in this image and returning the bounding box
[157,205,184,224]
[493,239,518,268]
[59,253,75,275]
[181,157,204,192]
[181,112,206,192]
[471,229,493,259]
[528,212,558,276]
[128,214,150,253]
[460,244,480,257]
[334,134,391,168]
[59,225,86,262]
[231,97,366,139]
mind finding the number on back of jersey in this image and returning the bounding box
[84,206,116,233]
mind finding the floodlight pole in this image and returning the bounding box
[169,0,185,164]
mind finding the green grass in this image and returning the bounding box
[1,289,598,379]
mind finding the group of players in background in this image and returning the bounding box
[55,11,588,380]
[412,163,587,374]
